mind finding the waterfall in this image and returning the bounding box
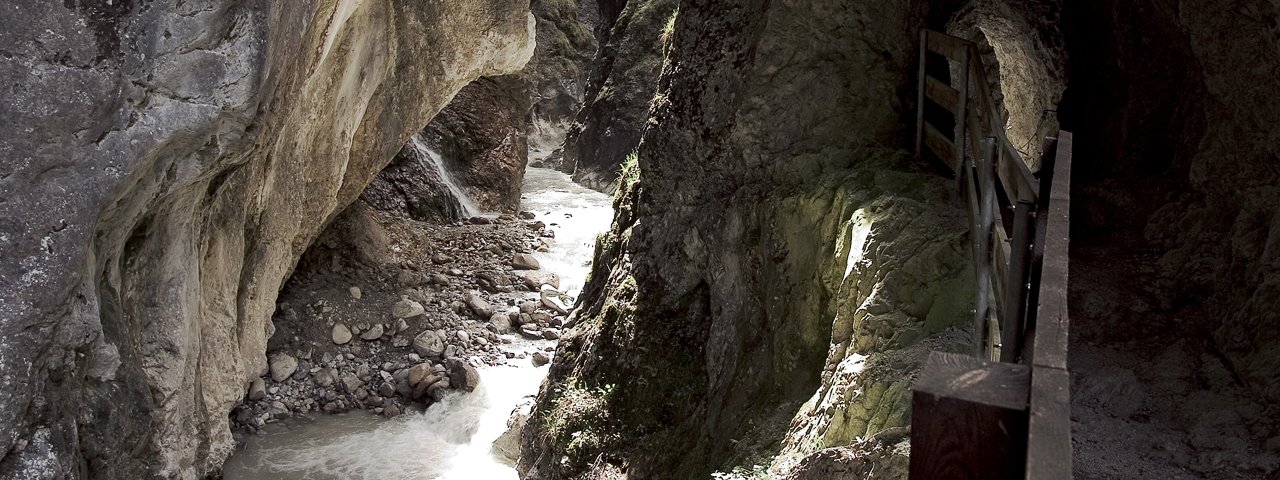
[407,134,480,218]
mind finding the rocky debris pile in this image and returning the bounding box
[231,213,570,432]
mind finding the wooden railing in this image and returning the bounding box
[909,29,1073,479]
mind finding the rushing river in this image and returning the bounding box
[222,167,613,479]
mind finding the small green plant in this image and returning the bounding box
[660,10,678,47]
[613,151,642,202]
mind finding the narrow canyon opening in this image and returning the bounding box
[1,1,1278,480]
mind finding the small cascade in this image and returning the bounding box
[406,134,480,218]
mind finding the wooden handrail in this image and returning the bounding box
[910,29,1073,480]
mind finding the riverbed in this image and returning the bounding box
[222,168,613,479]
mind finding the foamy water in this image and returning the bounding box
[520,167,614,298]
[222,360,548,480]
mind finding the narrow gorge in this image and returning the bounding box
[1,1,1278,479]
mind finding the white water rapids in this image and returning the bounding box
[222,167,613,479]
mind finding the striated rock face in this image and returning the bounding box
[0,1,533,478]
[558,0,677,192]
[520,1,975,478]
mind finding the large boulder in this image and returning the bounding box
[392,296,426,319]
[268,354,298,383]
[446,358,482,392]
[332,324,353,345]
[511,253,542,270]
[463,290,495,318]
[490,312,514,333]
[413,330,447,359]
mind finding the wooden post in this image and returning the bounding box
[910,351,1030,479]
[955,47,970,176]
[1001,201,1035,363]
[972,138,997,357]
[915,29,928,161]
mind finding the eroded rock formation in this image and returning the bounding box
[520,1,976,478]
[364,0,601,217]
[0,1,533,478]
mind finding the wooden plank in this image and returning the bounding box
[996,140,1041,203]
[971,139,996,356]
[986,309,1002,361]
[966,103,986,164]
[991,225,1010,330]
[910,351,1030,479]
[963,163,979,245]
[915,30,927,161]
[924,122,957,170]
[1032,131,1073,371]
[1023,136,1060,358]
[1000,201,1035,363]
[955,49,970,177]
[1026,367,1072,479]
[966,45,996,135]
[925,30,970,61]
[925,76,960,115]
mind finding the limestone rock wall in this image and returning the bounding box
[366,0,600,215]
[519,1,978,478]
[0,1,533,478]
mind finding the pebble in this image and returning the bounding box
[332,323,352,345]
[247,378,266,400]
[511,253,541,270]
[361,323,385,341]
[393,296,426,318]
[531,352,551,367]
[269,353,298,382]
[349,286,362,300]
